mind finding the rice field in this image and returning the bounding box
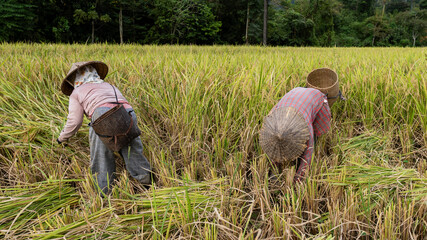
[0,43,426,239]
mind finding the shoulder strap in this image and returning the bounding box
[109,83,119,104]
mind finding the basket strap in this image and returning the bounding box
[109,84,119,104]
[327,90,346,101]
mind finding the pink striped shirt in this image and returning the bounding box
[273,87,331,182]
[58,82,132,142]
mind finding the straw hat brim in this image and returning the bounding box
[61,61,108,96]
[259,107,310,163]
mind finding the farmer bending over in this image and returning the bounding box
[260,68,345,182]
[57,61,151,195]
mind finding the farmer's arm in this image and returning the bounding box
[58,94,84,142]
[294,138,314,182]
[295,102,331,182]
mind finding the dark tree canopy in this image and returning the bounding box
[0,0,426,46]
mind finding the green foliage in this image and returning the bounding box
[52,17,71,42]
[362,15,392,46]
[0,0,425,46]
[146,0,221,44]
[293,0,342,46]
[388,21,411,46]
[100,14,112,23]
[335,10,363,46]
[0,0,35,42]
[341,0,375,18]
[74,9,89,25]
[395,9,427,46]
[386,0,410,14]
[74,8,111,25]
[269,8,315,46]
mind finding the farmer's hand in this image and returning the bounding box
[56,138,68,147]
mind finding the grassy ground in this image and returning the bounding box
[0,44,426,239]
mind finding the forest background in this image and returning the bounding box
[1,0,426,47]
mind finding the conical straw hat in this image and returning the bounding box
[306,68,339,107]
[61,61,108,96]
[259,107,310,163]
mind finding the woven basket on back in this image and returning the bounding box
[306,68,339,107]
[259,107,310,163]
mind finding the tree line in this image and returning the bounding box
[1,0,426,46]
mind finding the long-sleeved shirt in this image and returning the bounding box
[272,87,331,182]
[58,82,132,142]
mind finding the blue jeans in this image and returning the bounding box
[90,107,151,195]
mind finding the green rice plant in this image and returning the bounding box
[0,179,80,238]
[321,161,426,191]
[32,207,115,240]
[0,178,228,239]
[335,131,396,166]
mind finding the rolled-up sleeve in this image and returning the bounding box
[58,94,84,142]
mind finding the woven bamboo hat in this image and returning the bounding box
[61,61,108,96]
[306,68,339,107]
[259,107,310,163]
